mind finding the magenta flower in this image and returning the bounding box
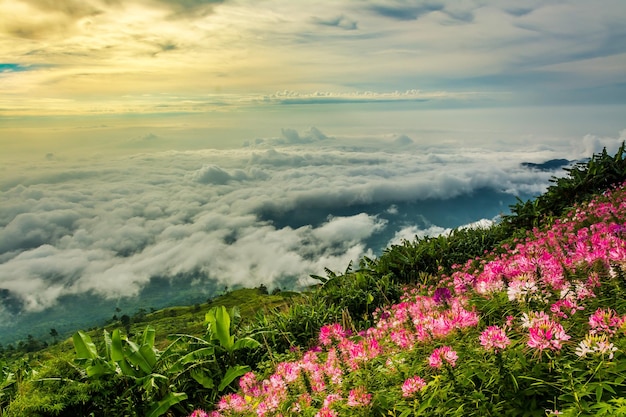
[428,345,458,368]
[402,375,427,397]
[315,405,339,417]
[347,387,372,407]
[319,323,347,346]
[238,371,260,396]
[433,287,452,304]
[188,410,209,417]
[479,325,511,352]
[589,307,626,335]
[527,320,570,351]
[217,393,248,413]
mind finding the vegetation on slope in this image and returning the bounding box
[202,181,626,416]
[1,143,625,417]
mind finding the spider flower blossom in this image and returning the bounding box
[217,394,248,413]
[428,345,458,368]
[347,387,372,407]
[479,325,511,352]
[319,323,348,346]
[527,319,570,351]
[402,376,427,397]
[189,411,210,417]
[588,308,626,335]
[575,334,618,359]
[315,405,339,417]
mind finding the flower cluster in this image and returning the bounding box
[401,376,427,397]
[188,183,626,417]
[428,345,458,368]
[575,334,618,359]
[479,325,511,352]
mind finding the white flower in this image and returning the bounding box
[575,340,592,358]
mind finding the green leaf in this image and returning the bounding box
[180,347,215,364]
[139,344,157,369]
[169,347,216,374]
[142,326,156,348]
[218,365,250,392]
[118,357,138,378]
[139,374,167,393]
[191,370,215,389]
[103,329,112,360]
[86,359,113,378]
[125,340,153,374]
[73,331,98,360]
[111,329,125,362]
[206,306,234,351]
[232,337,261,351]
[146,392,188,417]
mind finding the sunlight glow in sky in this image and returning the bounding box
[1,0,625,117]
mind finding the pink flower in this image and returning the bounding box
[239,371,261,396]
[322,393,342,408]
[217,394,248,413]
[428,345,458,368]
[319,323,347,346]
[527,320,570,351]
[315,406,338,417]
[589,308,626,335]
[275,361,301,384]
[479,325,511,352]
[402,376,426,397]
[550,299,582,319]
[347,387,372,407]
[390,328,415,349]
[189,410,210,417]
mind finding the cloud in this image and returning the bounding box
[0,0,102,39]
[190,164,246,184]
[280,126,331,144]
[311,14,358,30]
[150,0,226,17]
[579,130,626,157]
[504,7,535,17]
[393,134,414,146]
[245,127,334,148]
[387,217,496,246]
[1,128,624,315]
[262,90,442,105]
[0,0,625,117]
[367,1,445,21]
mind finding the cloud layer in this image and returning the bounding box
[1,0,625,117]
[2,127,624,318]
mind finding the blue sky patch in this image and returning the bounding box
[0,63,30,72]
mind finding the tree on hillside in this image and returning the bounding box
[120,314,131,334]
[49,328,59,344]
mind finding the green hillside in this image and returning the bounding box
[2,143,626,417]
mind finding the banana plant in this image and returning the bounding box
[73,326,187,417]
[204,306,261,391]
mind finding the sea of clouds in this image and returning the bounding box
[1,128,624,330]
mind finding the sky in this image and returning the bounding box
[1,0,626,334]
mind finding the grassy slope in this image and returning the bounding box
[5,288,299,367]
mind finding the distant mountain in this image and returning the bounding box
[521,158,572,171]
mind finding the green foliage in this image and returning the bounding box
[71,326,189,417]
[504,141,626,231]
[377,224,511,282]
[6,145,626,416]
